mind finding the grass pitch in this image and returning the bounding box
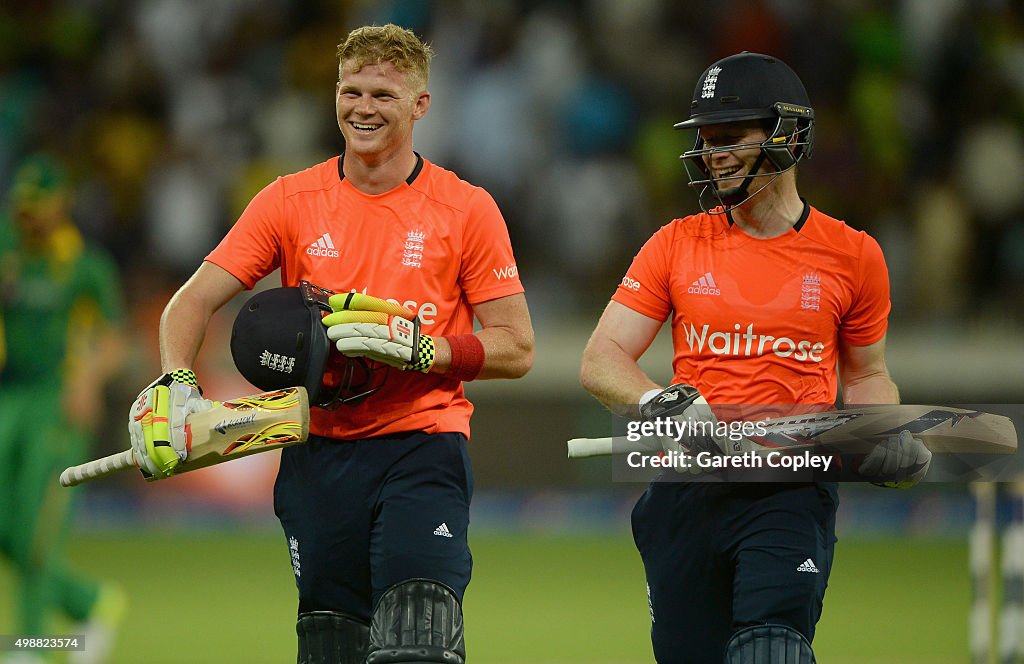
[0,531,967,663]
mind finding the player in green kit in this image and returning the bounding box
[0,154,126,664]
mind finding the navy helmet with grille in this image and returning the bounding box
[675,52,815,213]
[231,281,385,408]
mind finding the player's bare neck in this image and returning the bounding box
[342,149,418,195]
[730,188,804,239]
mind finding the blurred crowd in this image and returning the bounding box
[3,0,1024,329]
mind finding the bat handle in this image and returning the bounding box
[566,436,669,458]
[567,437,617,458]
[60,449,134,487]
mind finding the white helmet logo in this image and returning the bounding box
[701,66,722,99]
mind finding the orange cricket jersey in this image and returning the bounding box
[206,155,524,440]
[612,204,890,406]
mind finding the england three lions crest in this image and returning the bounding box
[403,230,426,268]
[800,273,821,311]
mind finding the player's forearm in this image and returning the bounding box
[429,326,534,380]
[838,337,899,406]
[159,299,211,372]
[476,324,534,379]
[580,339,660,418]
[842,372,900,406]
[158,264,245,374]
[158,286,223,373]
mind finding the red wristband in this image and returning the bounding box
[444,334,485,382]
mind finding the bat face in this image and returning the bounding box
[181,387,310,470]
[736,411,860,451]
[212,413,259,436]
[741,406,1017,455]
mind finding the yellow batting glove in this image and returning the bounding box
[322,293,435,372]
[128,370,214,480]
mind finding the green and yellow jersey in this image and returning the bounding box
[0,217,123,387]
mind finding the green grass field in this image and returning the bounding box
[0,531,968,663]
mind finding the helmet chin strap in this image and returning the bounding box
[700,151,767,213]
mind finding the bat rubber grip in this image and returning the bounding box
[60,449,134,487]
[567,437,616,458]
[566,436,664,458]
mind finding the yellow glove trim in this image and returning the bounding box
[410,334,435,373]
[322,310,389,326]
[327,292,415,319]
[166,368,201,392]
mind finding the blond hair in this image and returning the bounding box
[336,24,433,92]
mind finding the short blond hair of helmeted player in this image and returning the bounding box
[336,24,433,93]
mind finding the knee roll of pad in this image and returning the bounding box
[725,624,816,664]
[296,611,370,664]
[366,579,466,664]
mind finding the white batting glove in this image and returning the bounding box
[322,293,436,372]
[858,430,932,488]
[639,384,726,473]
[128,370,214,480]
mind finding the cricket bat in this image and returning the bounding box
[60,386,310,487]
[567,405,1018,458]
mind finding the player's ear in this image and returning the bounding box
[413,90,430,120]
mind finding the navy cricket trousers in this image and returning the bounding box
[631,480,838,663]
[274,431,474,621]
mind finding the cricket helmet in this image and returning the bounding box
[231,281,386,408]
[674,52,815,213]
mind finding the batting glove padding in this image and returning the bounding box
[858,429,932,488]
[639,384,727,473]
[323,293,436,373]
[128,370,214,479]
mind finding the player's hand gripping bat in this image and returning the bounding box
[60,387,309,487]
